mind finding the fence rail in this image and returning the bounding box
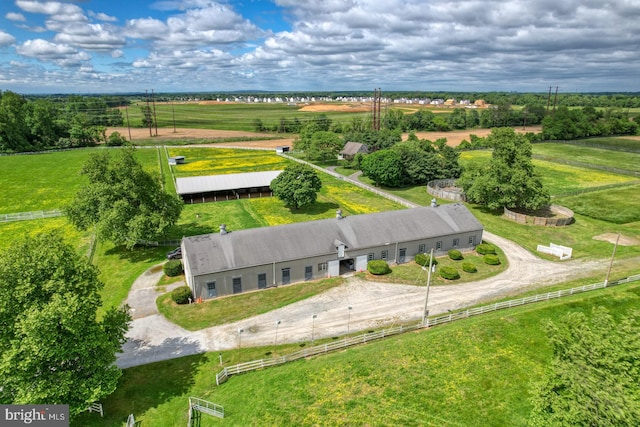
[215,273,640,386]
[0,209,64,223]
[189,397,224,419]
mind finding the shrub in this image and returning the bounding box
[476,243,496,255]
[368,260,391,275]
[448,249,463,260]
[163,259,183,277]
[462,262,477,273]
[483,254,501,265]
[171,286,192,304]
[414,253,438,267]
[439,266,460,280]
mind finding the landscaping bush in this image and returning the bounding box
[476,243,496,255]
[368,260,391,275]
[448,249,463,260]
[414,253,438,267]
[483,254,501,265]
[163,259,183,277]
[462,262,477,273]
[439,266,460,280]
[171,286,192,304]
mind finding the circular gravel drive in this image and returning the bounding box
[116,231,608,369]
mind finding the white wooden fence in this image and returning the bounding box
[0,209,64,222]
[215,273,640,386]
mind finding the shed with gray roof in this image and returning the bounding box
[181,204,483,299]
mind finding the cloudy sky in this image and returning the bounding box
[0,0,638,94]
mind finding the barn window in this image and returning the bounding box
[381,250,388,260]
[469,235,476,246]
[206,281,217,298]
[367,253,374,261]
[232,277,242,294]
[418,244,426,253]
[453,238,459,248]
[436,241,442,250]
[305,266,312,281]
[318,262,327,271]
[282,268,291,285]
[258,273,267,289]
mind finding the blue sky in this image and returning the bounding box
[0,0,639,94]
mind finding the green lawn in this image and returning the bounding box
[158,277,345,331]
[556,184,640,224]
[0,217,91,253]
[72,279,640,427]
[560,136,640,152]
[533,142,640,174]
[0,148,161,214]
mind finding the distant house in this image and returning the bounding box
[181,204,483,299]
[339,142,369,160]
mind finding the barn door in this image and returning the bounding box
[328,260,340,277]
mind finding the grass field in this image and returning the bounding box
[556,184,640,224]
[560,136,640,151]
[533,142,640,174]
[72,279,640,427]
[124,102,370,132]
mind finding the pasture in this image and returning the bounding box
[72,279,640,427]
[167,147,291,177]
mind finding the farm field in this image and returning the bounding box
[167,147,291,177]
[556,184,640,224]
[563,136,640,151]
[123,102,370,132]
[72,279,640,427]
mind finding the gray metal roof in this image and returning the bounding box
[183,204,483,276]
[175,170,283,195]
[340,141,368,156]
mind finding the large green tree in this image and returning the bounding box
[307,131,343,161]
[66,147,183,248]
[270,163,323,208]
[360,149,403,187]
[0,232,130,419]
[459,127,549,210]
[529,307,640,426]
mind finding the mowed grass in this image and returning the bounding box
[72,280,640,427]
[566,136,640,151]
[556,184,640,224]
[0,148,162,214]
[0,217,91,253]
[125,102,370,132]
[533,142,640,174]
[158,277,345,331]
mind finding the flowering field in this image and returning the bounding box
[168,147,290,177]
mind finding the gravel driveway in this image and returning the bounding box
[116,230,608,368]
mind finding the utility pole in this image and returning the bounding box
[145,90,152,137]
[552,86,559,114]
[422,248,435,326]
[546,86,552,114]
[151,89,158,136]
[372,88,381,131]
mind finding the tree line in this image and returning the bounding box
[0,91,125,153]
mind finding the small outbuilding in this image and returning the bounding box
[339,142,368,160]
[168,156,185,165]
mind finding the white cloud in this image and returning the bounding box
[16,39,91,67]
[0,31,16,46]
[88,11,118,22]
[6,12,26,22]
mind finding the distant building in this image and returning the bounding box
[181,204,483,299]
[175,170,282,204]
[338,142,369,161]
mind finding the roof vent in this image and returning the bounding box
[336,209,343,219]
[219,224,228,235]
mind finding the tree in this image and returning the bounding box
[529,307,640,426]
[66,148,183,248]
[307,131,343,161]
[460,127,549,210]
[271,163,322,208]
[360,149,403,187]
[0,232,130,419]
